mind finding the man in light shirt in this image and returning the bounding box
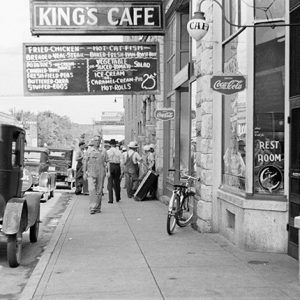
[124,141,142,198]
[83,135,107,214]
[106,139,123,203]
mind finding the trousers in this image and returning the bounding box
[107,163,121,202]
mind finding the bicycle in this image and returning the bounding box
[166,169,200,235]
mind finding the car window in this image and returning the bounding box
[11,141,17,167]
[25,151,41,162]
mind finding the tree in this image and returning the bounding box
[9,109,93,148]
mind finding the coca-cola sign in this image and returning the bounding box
[211,75,246,95]
[155,109,175,121]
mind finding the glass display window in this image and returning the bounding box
[254,25,285,194]
[222,30,247,191]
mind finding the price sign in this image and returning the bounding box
[24,42,159,96]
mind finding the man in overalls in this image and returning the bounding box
[83,135,107,214]
[124,141,141,198]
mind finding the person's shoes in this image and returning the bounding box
[90,210,96,214]
[116,199,120,202]
[108,201,113,203]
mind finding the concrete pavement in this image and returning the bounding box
[20,188,300,300]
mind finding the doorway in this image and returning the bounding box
[288,2,300,259]
[289,103,300,259]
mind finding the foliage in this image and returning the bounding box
[10,109,94,148]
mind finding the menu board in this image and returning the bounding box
[23,43,159,96]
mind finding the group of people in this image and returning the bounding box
[74,135,157,214]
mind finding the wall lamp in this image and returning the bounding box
[187,0,300,41]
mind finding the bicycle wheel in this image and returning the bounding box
[166,194,178,235]
[177,192,195,227]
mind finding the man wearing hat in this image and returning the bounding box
[124,141,142,198]
[106,139,123,203]
[83,135,107,214]
[75,141,86,195]
[148,143,157,199]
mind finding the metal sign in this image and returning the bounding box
[210,75,246,95]
[31,0,164,35]
[258,165,283,193]
[155,109,175,121]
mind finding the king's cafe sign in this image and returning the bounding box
[31,0,164,35]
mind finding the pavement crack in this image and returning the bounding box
[118,204,165,300]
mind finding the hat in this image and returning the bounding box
[109,139,117,145]
[121,146,127,151]
[79,141,85,147]
[149,144,155,149]
[104,140,111,148]
[88,140,94,146]
[143,145,150,151]
[128,141,138,149]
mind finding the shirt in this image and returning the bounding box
[106,147,122,164]
[83,147,107,177]
[127,149,142,164]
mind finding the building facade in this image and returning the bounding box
[124,0,300,260]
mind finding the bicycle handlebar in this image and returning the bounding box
[168,169,200,182]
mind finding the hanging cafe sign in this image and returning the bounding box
[30,0,164,35]
[210,75,246,95]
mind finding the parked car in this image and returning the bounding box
[24,146,56,200]
[0,124,41,267]
[48,148,75,189]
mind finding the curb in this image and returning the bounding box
[19,197,77,300]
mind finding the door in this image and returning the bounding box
[289,2,300,259]
[289,103,300,259]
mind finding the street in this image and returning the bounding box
[0,189,72,300]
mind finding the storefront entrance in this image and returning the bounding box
[289,103,300,259]
[288,1,300,259]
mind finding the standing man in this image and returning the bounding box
[106,139,123,203]
[83,135,107,214]
[148,143,157,199]
[121,145,127,189]
[75,141,86,195]
[124,141,142,198]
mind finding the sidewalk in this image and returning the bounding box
[20,188,300,300]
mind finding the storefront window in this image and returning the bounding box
[222,30,247,191]
[180,13,189,69]
[223,0,241,39]
[254,0,285,20]
[168,95,176,172]
[180,90,190,172]
[254,26,285,194]
[191,81,197,177]
[165,18,176,93]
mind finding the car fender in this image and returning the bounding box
[0,195,5,219]
[24,192,41,227]
[2,198,28,235]
[21,167,33,192]
[39,172,49,188]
